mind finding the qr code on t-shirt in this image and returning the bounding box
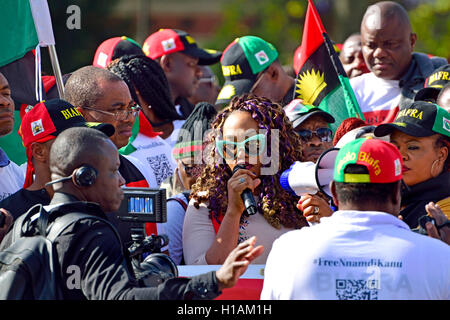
[335,279,379,300]
[146,154,174,186]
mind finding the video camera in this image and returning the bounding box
[113,187,178,287]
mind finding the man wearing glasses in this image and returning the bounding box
[284,99,335,224]
[64,66,160,242]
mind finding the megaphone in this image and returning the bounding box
[280,148,339,199]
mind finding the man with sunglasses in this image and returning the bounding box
[285,100,335,163]
[285,99,335,224]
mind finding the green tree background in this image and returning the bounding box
[43,0,449,78]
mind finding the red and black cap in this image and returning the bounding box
[415,64,450,103]
[93,36,144,69]
[19,99,115,188]
[142,29,222,65]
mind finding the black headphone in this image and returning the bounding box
[45,165,98,187]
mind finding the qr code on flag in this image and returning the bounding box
[335,279,379,300]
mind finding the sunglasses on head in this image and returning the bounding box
[296,127,332,142]
[216,134,266,160]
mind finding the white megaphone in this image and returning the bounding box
[280,148,339,199]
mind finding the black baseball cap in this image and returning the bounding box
[374,101,450,138]
[415,64,450,102]
[284,99,335,129]
[143,29,222,65]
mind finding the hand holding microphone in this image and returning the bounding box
[227,164,261,217]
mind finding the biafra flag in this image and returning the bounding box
[294,0,364,132]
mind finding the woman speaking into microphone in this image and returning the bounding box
[182,94,307,265]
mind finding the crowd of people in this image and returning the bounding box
[0,1,448,300]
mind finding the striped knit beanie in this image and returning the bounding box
[172,102,217,160]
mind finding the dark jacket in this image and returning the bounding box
[1,192,221,300]
[400,171,450,229]
[398,52,448,110]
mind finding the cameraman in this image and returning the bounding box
[1,127,263,299]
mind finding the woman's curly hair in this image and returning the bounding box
[190,94,307,229]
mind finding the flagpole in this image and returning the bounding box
[48,45,65,98]
[29,0,65,99]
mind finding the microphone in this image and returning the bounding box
[232,164,257,216]
[45,176,72,187]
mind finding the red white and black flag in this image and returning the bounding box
[294,0,365,132]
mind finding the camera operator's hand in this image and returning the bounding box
[425,202,450,245]
[297,194,333,223]
[226,168,260,217]
[0,208,13,244]
[215,236,264,291]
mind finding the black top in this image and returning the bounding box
[400,171,450,229]
[0,188,51,221]
[1,192,221,300]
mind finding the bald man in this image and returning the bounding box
[350,1,447,125]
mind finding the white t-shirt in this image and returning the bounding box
[164,120,185,149]
[350,72,401,125]
[182,197,294,265]
[0,148,25,201]
[261,210,450,300]
[124,133,176,187]
[122,153,158,188]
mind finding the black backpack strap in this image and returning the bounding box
[46,211,122,248]
[12,204,45,243]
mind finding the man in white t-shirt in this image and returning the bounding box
[261,138,449,300]
[350,1,446,125]
[0,72,24,201]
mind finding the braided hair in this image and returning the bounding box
[190,94,307,230]
[107,54,182,121]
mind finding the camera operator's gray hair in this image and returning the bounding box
[49,127,110,178]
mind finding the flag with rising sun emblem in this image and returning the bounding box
[294,0,364,132]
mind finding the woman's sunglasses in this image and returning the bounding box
[216,134,266,160]
[296,127,332,142]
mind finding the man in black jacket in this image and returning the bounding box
[0,126,263,299]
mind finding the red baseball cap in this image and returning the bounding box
[19,99,114,147]
[142,29,222,65]
[93,36,144,69]
[19,99,114,188]
[334,138,403,184]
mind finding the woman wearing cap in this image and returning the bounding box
[182,94,307,265]
[374,101,450,232]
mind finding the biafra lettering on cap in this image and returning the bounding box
[222,64,243,77]
[61,107,83,120]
